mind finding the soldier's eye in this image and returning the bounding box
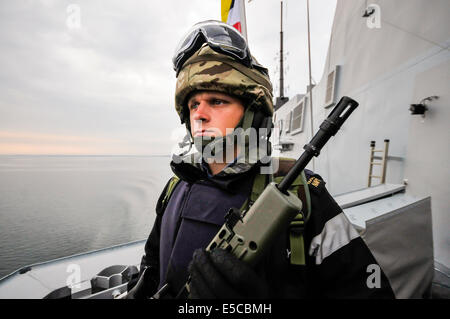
[212,99,227,105]
[189,102,199,110]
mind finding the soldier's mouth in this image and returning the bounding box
[193,129,216,137]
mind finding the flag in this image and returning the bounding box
[221,0,247,39]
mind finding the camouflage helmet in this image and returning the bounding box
[175,44,274,125]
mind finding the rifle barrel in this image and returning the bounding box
[278,96,359,193]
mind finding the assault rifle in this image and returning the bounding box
[149,96,359,299]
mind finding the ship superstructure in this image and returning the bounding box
[273,0,449,298]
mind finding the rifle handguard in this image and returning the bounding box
[206,182,302,266]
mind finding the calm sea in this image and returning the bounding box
[0,155,173,279]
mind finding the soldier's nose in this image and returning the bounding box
[192,101,210,121]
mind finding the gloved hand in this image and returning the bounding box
[126,267,157,299]
[187,248,269,299]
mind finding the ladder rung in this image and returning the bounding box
[369,175,382,178]
[370,162,382,165]
[372,150,384,152]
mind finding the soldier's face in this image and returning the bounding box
[188,91,244,138]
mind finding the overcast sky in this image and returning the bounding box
[0,0,337,155]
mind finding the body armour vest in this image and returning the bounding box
[158,176,254,291]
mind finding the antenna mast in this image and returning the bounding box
[306,0,315,170]
[279,0,285,99]
[275,1,289,110]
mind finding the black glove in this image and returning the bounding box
[187,248,269,299]
[126,267,157,299]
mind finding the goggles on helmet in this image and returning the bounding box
[172,20,268,76]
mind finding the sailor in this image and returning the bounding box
[127,20,395,299]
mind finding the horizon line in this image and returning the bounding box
[0,154,172,157]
